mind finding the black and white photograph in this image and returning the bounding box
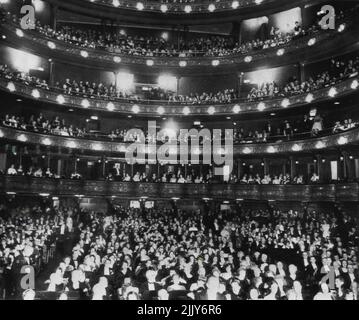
[0,0,358,307]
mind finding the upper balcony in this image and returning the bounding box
[44,0,322,26]
[1,6,359,75]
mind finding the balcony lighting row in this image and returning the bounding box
[5,80,359,114]
[104,1,264,12]
[0,131,351,154]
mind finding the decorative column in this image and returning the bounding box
[102,157,106,178]
[347,154,355,181]
[289,156,296,179]
[300,4,306,27]
[50,4,58,31]
[47,151,51,169]
[282,160,287,176]
[49,60,55,87]
[19,147,23,167]
[342,151,349,181]
[57,158,62,177]
[176,76,181,95]
[263,158,269,176]
[231,21,242,45]
[298,62,305,83]
[316,154,322,181]
[237,72,244,98]
[237,158,241,178]
[74,157,78,174]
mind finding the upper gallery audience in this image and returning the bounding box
[28,13,329,58]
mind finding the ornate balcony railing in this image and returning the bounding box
[43,0,321,25]
[1,175,358,201]
[1,76,359,116]
[0,125,358,156]
[1,9,357,71]
[85,0,278,14]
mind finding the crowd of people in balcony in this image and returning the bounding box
[2,161,326,186]
[3,202,357,300]
[1,53,358,105]
[107,170,320,185]
[1,110,357,146]
[27,13,327,58]
[0,64,49,90]
[53,55,359,104]
[1,55,357,107]
[246,56,359,101]
[2,113,88,138]
[5,164,63,179]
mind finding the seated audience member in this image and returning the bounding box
[71,172,82,180]
[310,173,320,183]
[45,167,54,178]
[33,168,43,177]
[7,164,17,175]
[17,165,24,175]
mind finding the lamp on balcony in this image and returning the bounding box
[160,4,168,13]
[183,107,190,115]
[132,104,140,114]
[207,106,215,115]
[233,104,241,113]
[232,1,239,9]
[184,5,192,13]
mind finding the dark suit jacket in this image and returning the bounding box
[140,282,162,300]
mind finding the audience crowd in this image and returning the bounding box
[247,56,359,101]
[0,203,58,299]
[1,160,334,186]
[1,110,357,145]
[3,203,356,300]
[29,16,325,58]
[1,52,358,106]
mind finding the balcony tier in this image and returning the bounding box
[0,124,358,156]
[1,175,358,201]
[1,76,358,116]
[44,0,319,26]
[1,12,358,74]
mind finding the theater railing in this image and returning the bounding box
[1,175,358,201]
[44,0,313,26]
[79,0,280,13]
[1,76,358,116]
[1,9,357,70]
[0,125,358,156]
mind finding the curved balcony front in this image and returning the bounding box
[44,0,320,26]
[1,11,358,74]
[1,175,358,201]
[1,75,358,116]
[0,124,358,156]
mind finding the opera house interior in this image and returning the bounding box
[0,0,358,301]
